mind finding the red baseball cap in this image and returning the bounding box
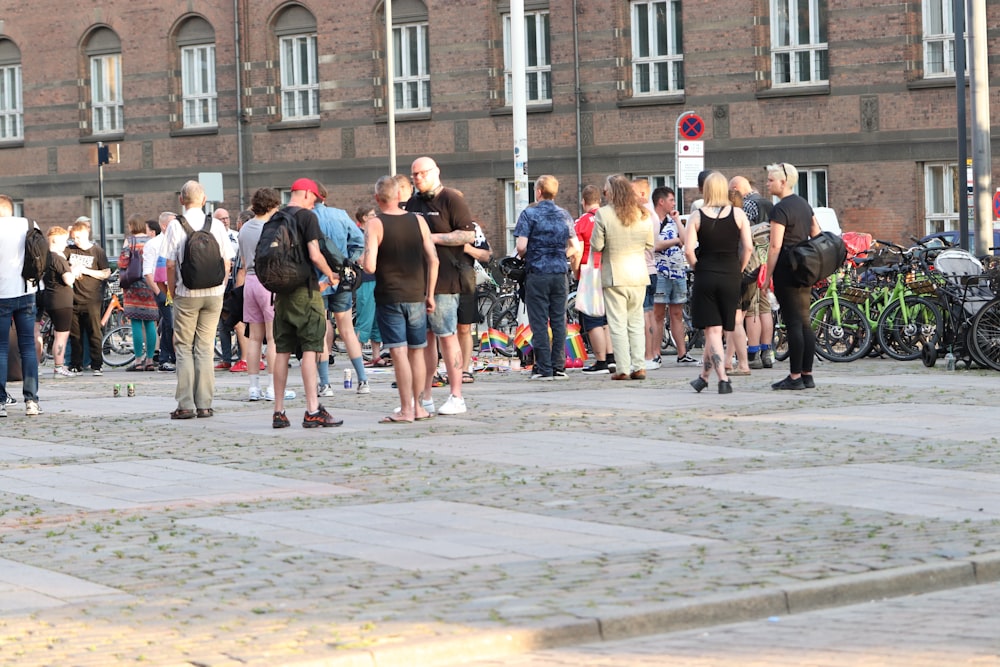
[291,178,324,202]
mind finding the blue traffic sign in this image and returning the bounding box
[679,114,705,140]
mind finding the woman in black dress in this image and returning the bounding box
[684,172,752,394]
[759,162,821,390]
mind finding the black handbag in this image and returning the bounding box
[787,232,846,286]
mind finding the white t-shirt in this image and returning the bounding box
[160,208,235,297]
[0,217,38,298]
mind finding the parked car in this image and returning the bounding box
[918,230,1000,256]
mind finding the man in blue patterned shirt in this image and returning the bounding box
[652,187,697,365]
[514,175,582,380]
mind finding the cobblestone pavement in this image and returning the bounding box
[1,353,999,666]
[463,581,1000,666]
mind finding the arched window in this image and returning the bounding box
[85,27,123,135]
[275,5,319,120]
[381,0,430,112]
[177,16,217,128]
[0,39,23,140]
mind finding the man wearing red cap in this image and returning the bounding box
[269,178,344,429]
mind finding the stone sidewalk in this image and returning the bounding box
[1,354,999,666]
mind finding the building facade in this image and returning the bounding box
[0,0,996,255]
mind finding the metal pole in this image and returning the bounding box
[97,142,107,250]
[572,0,583,216]
[386,0,397,176]
[233,0,246,210]
[967,0,992,255]
[511,0,529,228]
[952,0,968,250]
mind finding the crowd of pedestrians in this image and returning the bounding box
[0,160,821,422]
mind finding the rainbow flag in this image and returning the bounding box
[480,331,490,351]
[513,323,533,353]
[565,323,586,360]
[487,328,510,353]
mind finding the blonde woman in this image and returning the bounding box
[685,172,753,394]
[591,174,655,380]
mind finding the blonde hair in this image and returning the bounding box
[605,174,644,226]
[47,226,68,240]
[701,172,731,208]
[534,174,559,200]
[766,162,799,189]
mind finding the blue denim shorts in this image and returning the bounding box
[643,274,657,311]
[376,302,429,349]
[579,311,608,332]
[654,274,688,305]
[325,289,353,314]
[426,293,459,336]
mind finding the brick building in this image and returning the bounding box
[0,0,996,255]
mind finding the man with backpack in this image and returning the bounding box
[0,194,43,417]
[256,177,343,429]
[161,180,235,420]
[730,175,774,225]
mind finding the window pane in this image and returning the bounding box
[796,0,811,44]
[635,4,650,58]
[526,15,538,67]
[654,1,668,57]
[774,0,790,47]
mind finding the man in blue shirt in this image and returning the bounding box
[514,175,582,380]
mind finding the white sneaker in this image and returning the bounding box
[53,366,77,377]
[92,369,103,377]
[356,380,370,395]
[264,387,297,401]
[437,394,467,415]
[644,358,661,371]
[25,400,42,416]
[318,383,335,397]
[248,386,262,402]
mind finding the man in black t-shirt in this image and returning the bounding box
[269,178,343,430]
[65,221,110,375]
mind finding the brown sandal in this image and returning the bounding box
[196,408,214,418]
[170,408,195,420]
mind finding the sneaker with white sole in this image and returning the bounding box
[25,400,42,416]
[264,387,297,401]
[437,394,467,415]
[0,404,6,418]
[4,395,15,405]
[356,380,370,395]
[318,383,335,397]
[676,353,700,365]
[644,357,661,371]
[92,369,103,377]
[248,386,262,402]
[53,366,78,377]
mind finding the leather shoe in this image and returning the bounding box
[611,373,631,381]
[718,380,733,394]
[629,369,646,380]
[690,376,709,393]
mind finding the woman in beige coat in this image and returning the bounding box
[591,174,655,380]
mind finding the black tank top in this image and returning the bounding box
[695,206,740,275]
[374,212,427,304]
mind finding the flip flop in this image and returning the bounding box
[414,414,434,421]
[462,371,475,384]
[379,414,413,424]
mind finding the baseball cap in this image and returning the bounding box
[290,178,324,202]
[74,216,92,223]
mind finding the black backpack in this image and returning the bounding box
[177,215,226,290]
[254,207,313,294]
[22,222,49,289]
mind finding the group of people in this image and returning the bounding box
[0,159,822,421]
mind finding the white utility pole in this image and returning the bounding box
[385,0,397,176]
[511,0,529,224]
[967,0,993,254]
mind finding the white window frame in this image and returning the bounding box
[770,0,828,86]
[181,44,217,128]
[91,54,123,134]
[793,168,828,209]
[0,63,23,140]
[921,0,968,78]
[924,163,959,235]
[89,195,125,257]
[504,180,537,254]
[503,10,552,105]
[279,34,319,120]
[630,0,684,96]
[393,22,430,112]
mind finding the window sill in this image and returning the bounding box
[756,83,830,99]
[907,77,964,90]
[374,110,431,124]
[489,102,554,116]
[80,132,124,144]
[170,126,219,138]
[0,139,25,149]
[617,93,685,108]
[266,118,321,131]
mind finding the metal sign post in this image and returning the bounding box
[675,111,705,212]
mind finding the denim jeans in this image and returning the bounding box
[173,294,223,410]
[0,293,39,403]
[158,299,175,364]
[525,271,568,377]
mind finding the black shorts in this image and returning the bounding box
[457,291,478,325]
[46,306,73,333]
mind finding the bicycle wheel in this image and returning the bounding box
[810,298,873,362]
[473,291,497,353]
[101,325,135,367]
[875,296,942,361]
[970,298,1000,371]
[772,308,790,361]
[487,296,519,358]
